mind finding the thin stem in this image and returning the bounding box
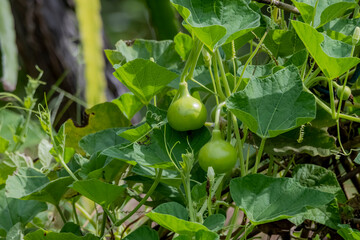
[116,169,163,226]
[215,49,232,97]
[209,62,220,105]
[225,206,239,240]
[75,203,97,228]
[56,204,67,224]
[180,42,196,83]
[328,79,336,119]
[336,119,347,154]
[72,199,80,225]
[232,114,246,176]
[60,157,79,181]
[213,54,226,101]
[184,173,196,222]
[268,155,274,176]
[214,102,226,130]
[235,31,268,92]
[239,224,255,240]
[226,111,232,142]
[99,210,107,238]
[198,175,225,218]
[253,138,266,174]
[303,58,316,82]
[185,40,204,82]
[207,180,213,216]
[336,45,356,118]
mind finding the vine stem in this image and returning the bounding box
[55,204,67,224]
[225,206,239,240]
[99,210,107,238]
[328,79,336,119]
[75,203,97,228]
[235,31,268,92]
[232,114,246,176]
[115,169,163,227]
[253,138,266,174]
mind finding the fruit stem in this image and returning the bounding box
[214,102,226,131]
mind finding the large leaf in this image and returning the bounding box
[324,18,360,46]
[146,213,209,236]
[124,226,159,240]
[230,174,334,225]
[112,39,181,70]
[0,0,18,91]
[79,128,128,155]
[71,179,126,208]
[292,0,357,28]
[74,0,106,106]
[170,0,261,50]
[113,59,179,104]
[227,65,316,138]
[5,168,73,205]
[292,21,360,79]
[102,124,210,169]
[24,229,99,240]
[112,92,144,121]
[257,125,337,157]
[263,29,304,58]
[0,189,47,232]
[290,200,341,230]
[292,164,346,203]
[65,102,130,154]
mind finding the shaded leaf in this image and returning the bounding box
[203,214,225,231]
[71,179,126,208]
[65,102,130,154]
[153,202,188,220]
[174,32,193,61]
[124,226,159,240]
[0,189,47,232]
[5,168,73,205]
[230,174,334,225]
[24,229,99,240]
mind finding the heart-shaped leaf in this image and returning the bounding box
[292,21,360,79]
[292,0,357,28]
[230,174,334,225]
[0,189,47,232]
[170,0,261,50]
[227,65,316,138]
[5,168,73,205]
[71,179,126,208]
[114,59,179,104]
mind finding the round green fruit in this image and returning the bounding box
[198,130,237,174]
[167,95,207,131]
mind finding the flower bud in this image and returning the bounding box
[352,26,360,45]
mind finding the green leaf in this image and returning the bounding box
[146,212,209,235]
[71,179,126,208]
[118,123,152,142]
[290,200,341,230]
[114,39,182,70]
[24,229,99,240]
[65,102,130,154]
[79,128,128,155]
[0,0,18,91]
[0,137,9,153]
[337,224,360,240]
[124,226,159,240]
[292,164,346,203]
[153,202,188,220]
[283,49,308,67]
[230,174,334,225]
[257,126,337,157]
[6,223,23,240]
[292,21,360,79]
[195,230,219,240]
[203,214,225,231]
[237,63,275,79]
[60,222,82,236]
[112,92,144,120]
[174,32,193,61]
[38,139,54,170]
[0,159,15,185]
[170,0,261,50]
[74,0,107,106]
[227,65,316,139]
[324,18,360,45]
[263,29,304,57]
[132,164,181,187]
[354,153,360,164]
[5,168,73,205]
[292,0,357,28]
[114,59,179,104]
[0,189,47,232]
